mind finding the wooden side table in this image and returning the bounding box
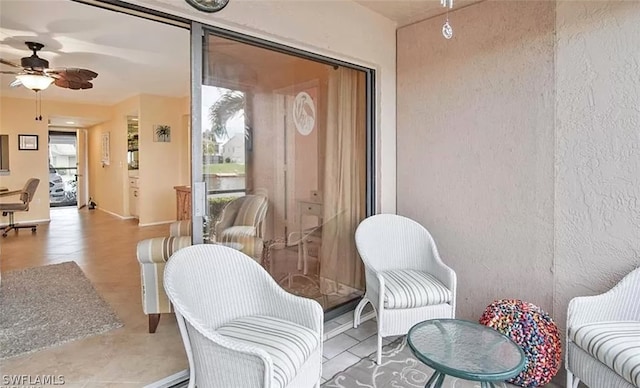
[174,185,191,220]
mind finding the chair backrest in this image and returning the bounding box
[22,178,40,205]
[164,244,280,330]
[232,195,268,237]
[355,213,443,272]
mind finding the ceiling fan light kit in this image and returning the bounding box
[16,74,54,91]
[1,41,99,120]
[1,41,98,91]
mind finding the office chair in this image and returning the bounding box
[1,178,40,237]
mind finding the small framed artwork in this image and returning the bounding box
[101,132,110,166]
[154,125,171,142]
[18,134,38,151]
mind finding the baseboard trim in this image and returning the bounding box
[0,218,50,228]
[96,207,135,220]
[138,220,176,227]
[143,369,189,388]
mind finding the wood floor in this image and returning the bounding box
[1,207,188,387]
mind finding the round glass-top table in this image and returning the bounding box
[407,319,526,388]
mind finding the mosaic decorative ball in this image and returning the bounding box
[479,299,562,387]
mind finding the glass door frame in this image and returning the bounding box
[190,21,377,244]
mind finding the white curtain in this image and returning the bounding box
[320,67,366,294]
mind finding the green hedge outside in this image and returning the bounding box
[208,196,236,223]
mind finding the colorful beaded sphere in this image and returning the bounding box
[479,299,562,387]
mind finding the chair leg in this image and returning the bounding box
[302,240,309,275]
[353,298,368,328]
[566,370,580,388]
[376,334,383,365]
[149,314,161,333]
[2,212,37,237]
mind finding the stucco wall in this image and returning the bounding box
[398,0,640,326]
[554,0,640,326]
[397,1,556,320]
[128,0,397,214]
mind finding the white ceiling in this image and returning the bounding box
[0,0,190,109]
[354,0,484,27]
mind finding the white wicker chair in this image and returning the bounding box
[566,267,640,388]
[353,214,457,364]
[164,244,323,388]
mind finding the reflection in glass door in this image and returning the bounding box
[192,25,373,312]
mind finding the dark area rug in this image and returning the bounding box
[0,261,123,359]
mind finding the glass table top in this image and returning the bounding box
[407,319,525,381]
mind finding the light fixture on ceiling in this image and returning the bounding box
[16,74,54,91]
[15,74,54,121]
[440,0,454,40]
[66,121,75,125]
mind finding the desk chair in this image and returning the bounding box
[0,178,40,237]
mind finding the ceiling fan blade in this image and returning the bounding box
[0,58,21,68]
[47,68,98,81]
[0,70,19,74]
[54,78,93,90]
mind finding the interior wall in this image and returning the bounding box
[397,1,556,320]
[553,0,640,327]
[87,95,138,218]
[128,0,397,214]
[138,94,189,225]
[0,96,110,224]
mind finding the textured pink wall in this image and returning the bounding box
[554,1,640,327]
[397,1,556,320]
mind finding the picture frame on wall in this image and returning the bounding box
[153,125,171,142]
[101,132,110,165]
[18,134,38,151]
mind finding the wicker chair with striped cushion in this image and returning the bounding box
[566,267,640,388]
[353,214,457,364]
[164,244,323,388]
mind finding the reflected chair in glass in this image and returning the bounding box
[164,244,323,388]
[353,213,457,364]
[0,178,40,237]
[214,194,268,263]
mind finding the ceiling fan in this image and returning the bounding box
[0,41,98,91]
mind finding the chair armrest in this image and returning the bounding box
[567,268,640,329]
[169,220,192,237]
[264,283,324,335]
[137,236,192,264]
[179,315,273,387]
[426,259,457,297]
[0,189,22,198]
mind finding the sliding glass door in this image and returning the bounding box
[191,23,374,312]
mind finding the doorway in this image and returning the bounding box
[48,130,78,208]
